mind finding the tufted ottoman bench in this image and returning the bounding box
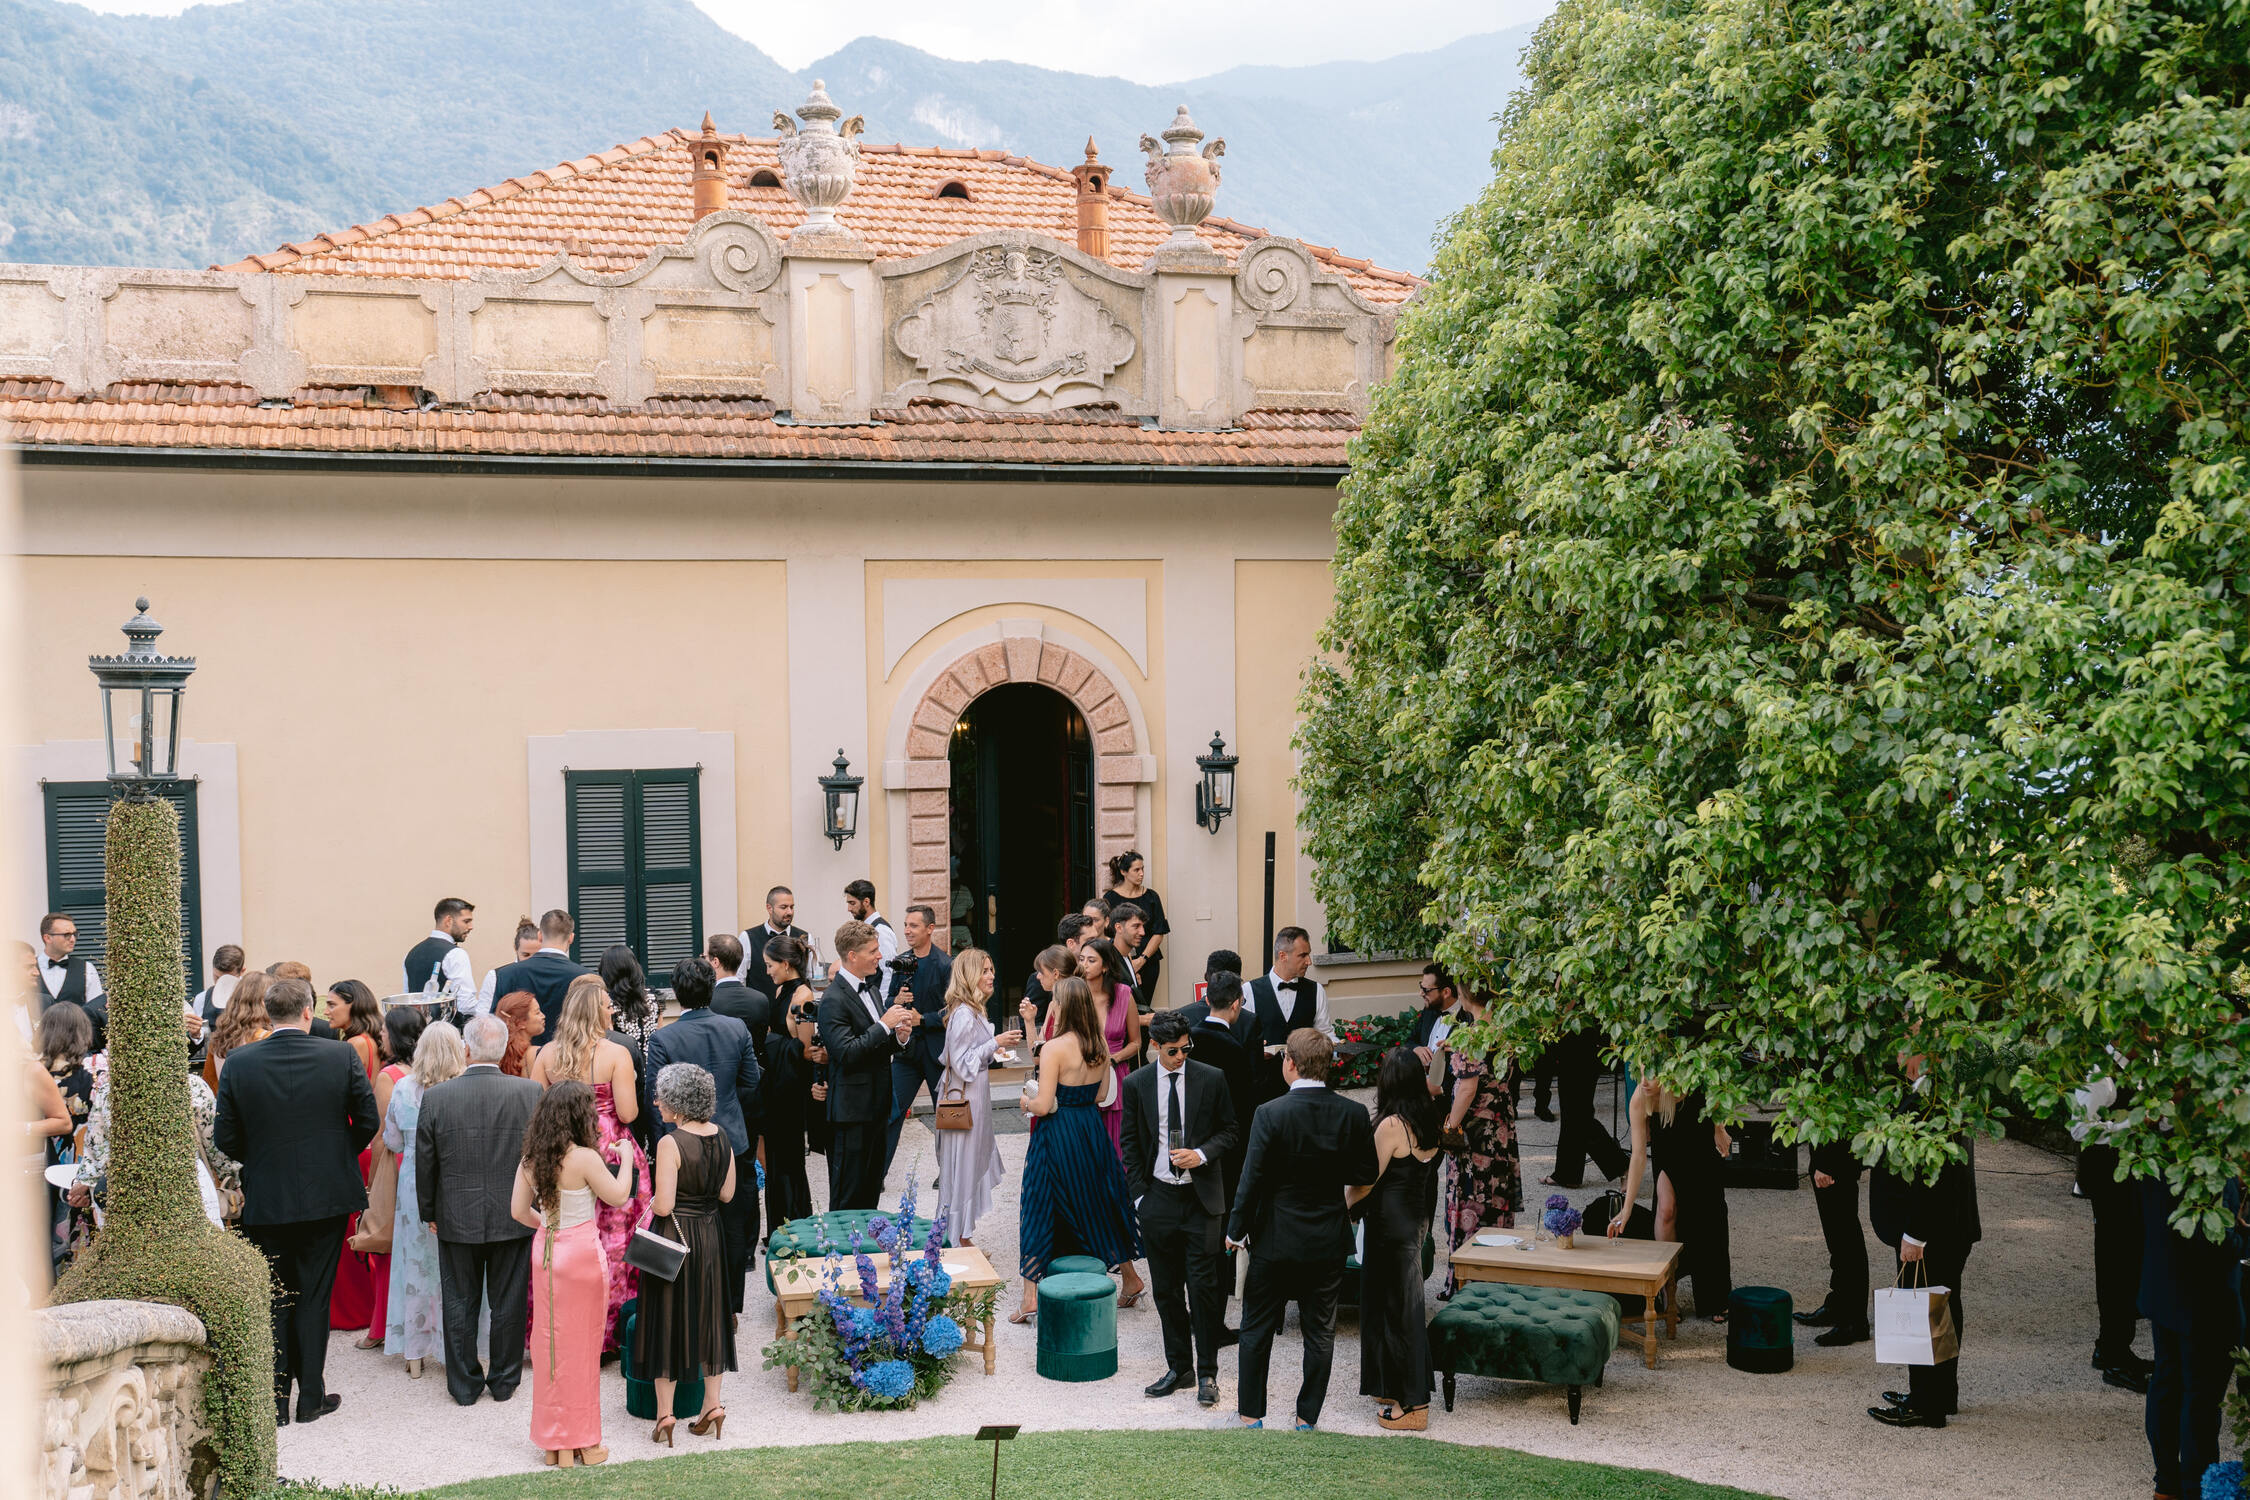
[1428,1283,1621,1423]
[1036,1272,1119,1382]
[764,1210,944,1294]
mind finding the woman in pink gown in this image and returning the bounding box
[528,974,650,1351]
[1074,939,1141,1157]
[511,1081,637,1467]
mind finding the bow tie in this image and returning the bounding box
[1280,978,1309,994]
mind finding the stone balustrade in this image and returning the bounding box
[36,1300,214,1500]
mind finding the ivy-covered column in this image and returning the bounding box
[52,795,276,1495]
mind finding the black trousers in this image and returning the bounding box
[828,1120,885,1211]
[765,1117,814,1236]
[1813,1166,1868,1323]
[437,1236,532,1406]
[2147,1322,2234,1497]
[2079,1143,2143,1360]
[244,1215,348,1412]
[1667,1169,1733,1317]
[1238,1254,1343,1426]
[1141,1181,1226,1377]
[1895,1241,1968,1416]
[1549,1029,1629,1183]
[720,1145,761,1314]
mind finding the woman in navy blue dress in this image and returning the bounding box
[1011,976,1144,1322]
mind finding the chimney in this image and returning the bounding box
[692,112,729,220]
[1070,137,1110,260]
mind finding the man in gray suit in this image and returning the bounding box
[416,1013,541,1406]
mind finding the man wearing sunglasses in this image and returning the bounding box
[1123,1010,1239,1408]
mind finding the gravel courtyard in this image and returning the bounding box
[281,1081,2175,1499]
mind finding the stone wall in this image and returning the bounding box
[36,1300,214,1500]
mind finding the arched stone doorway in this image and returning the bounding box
[948,683,1094,993]
[896,625,1149,963]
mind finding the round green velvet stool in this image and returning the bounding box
[619,1301,706,1418]
[1046,1255,1109,1279]
[1726,1286,1794,1373]
[1036,1272,1119,1381]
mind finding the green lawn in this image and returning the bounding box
[283,1430,1775,1500]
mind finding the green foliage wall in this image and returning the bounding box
[52,796,276,1495]
[1306,0,2250,1224]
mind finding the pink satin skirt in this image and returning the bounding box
[529,1220,607,1452]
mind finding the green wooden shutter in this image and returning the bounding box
[43,780,204,991]
[564,768,700,979]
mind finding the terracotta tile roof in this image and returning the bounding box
[217,130,1417,307]
[0,380,1355,469]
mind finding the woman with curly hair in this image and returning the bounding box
[529,974,648,1351]
[633,1062,736,1447]
[511,1080,637,1468]
[201,969,271,1089]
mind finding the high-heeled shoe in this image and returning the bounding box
[352,1332,383,1351]
[689,1406,726,1440]
[1007,1306,1036,1325]
[1118,1281,1145,1309]
[576,1446,609,1466]
[652,1415,676,1447]
[554,1448,576,1468]
[542,1451,560,1467]
[1377,1403,1429,1431]
[405,1358,424,1380]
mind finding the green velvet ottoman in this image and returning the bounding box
[1036,1272,1119,1382]
[1428,1283,1621,1424]
[1046,1255,1110,1279]
[764,1210,943,1294]
[618,1301,705,1420]
[1726,1286,1793,1373]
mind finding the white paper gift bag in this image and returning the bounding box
[1874,1264,1959,1366]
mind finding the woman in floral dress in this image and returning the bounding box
[385,1021,465,1377]
[529,974,649,1352]
[1439,989,1522,1295]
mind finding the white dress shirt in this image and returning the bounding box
[737,921,793,983]
[1289,1076,1327,1093]
[404,931,479,1010]
[40,952,103,1001]
[1264,968,1333,1040]
[1153,1060,1197,1184]
[867,914,901,964]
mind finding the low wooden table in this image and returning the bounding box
[770,1244,1005,1391]
[1449,1235,1682,1368]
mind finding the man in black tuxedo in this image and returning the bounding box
[883,904,954,1171]
[1245,928,1331,1109]
[817,919,917,1210]
[416,1013,542,1406]
[1796,1141,1871,1345]
[1125,1010,1239,1406]
[1867,1097,1981,1428]
[2139,1177,2244,1500]
[485,908,588,1039]
[737,884,808,1000]
[1179,957,1258,1049]
[212,977,379,1426]
[1226,1028,1378,1431]
[651,954,763,1313]
[1187,971,1257,1342]
[36,912,107,1050]
[185,943,245,1072]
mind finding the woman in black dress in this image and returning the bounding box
[758,934,821,1234]
[1351,1046,1445,1429]
[1610,1078,1733,1319]
[634,1062,737,1445]
[1101,849,1170,1003]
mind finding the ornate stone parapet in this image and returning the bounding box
[37,1300,214,1500]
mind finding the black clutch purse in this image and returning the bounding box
[624,1223,689,1282]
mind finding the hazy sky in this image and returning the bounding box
[67,0,1546,82]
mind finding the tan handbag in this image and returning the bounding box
[933,1082,973,1132]
[349,1143,398,1254]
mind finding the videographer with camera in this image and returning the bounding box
[881,905,953,1172]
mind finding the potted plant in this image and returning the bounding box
[1542,1194,1583,1249]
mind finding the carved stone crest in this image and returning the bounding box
[893,244,1136,408]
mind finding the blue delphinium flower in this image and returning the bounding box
[2202,1461,2245,1500]
[921,1314,964,1359]
[862,1358,915,1400]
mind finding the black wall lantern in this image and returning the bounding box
[820,748,864,848]
[89,597,196,801]
[1194,730,1237,834]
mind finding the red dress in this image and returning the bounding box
[329,1035,383,1331]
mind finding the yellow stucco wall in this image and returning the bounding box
[1233,558,1335,959]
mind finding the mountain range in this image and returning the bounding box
[0,0,1526,276]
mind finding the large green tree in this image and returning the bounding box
[1306,0,2250,1221]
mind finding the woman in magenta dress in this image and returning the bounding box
[529,974,649,1351]
[1074,938,1141,1157]
[324,979,386,1332]
[512,1081,638,1467]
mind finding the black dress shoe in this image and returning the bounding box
[295,1394,342,1424]
[274,1400,291,1428]
[1868,1404,1945,1428]
[1794,1302,1840,1327]
[1216,1326,1240,1348]
[1144,1370,1193,1398]
[1198,1377,1221,1408]
[1881,1390,1913,1407]
[2099,1360,2151,1394]
[1814,1323,1872,1347]
[1534,1107,1557,1122]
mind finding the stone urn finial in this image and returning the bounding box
[773,79,865,228]
[1139,105,1226,244]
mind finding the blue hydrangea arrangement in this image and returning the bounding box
[1542,1193,1583,1240]
[760,1180,997,1411]
[2204,1461,2244,1500]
